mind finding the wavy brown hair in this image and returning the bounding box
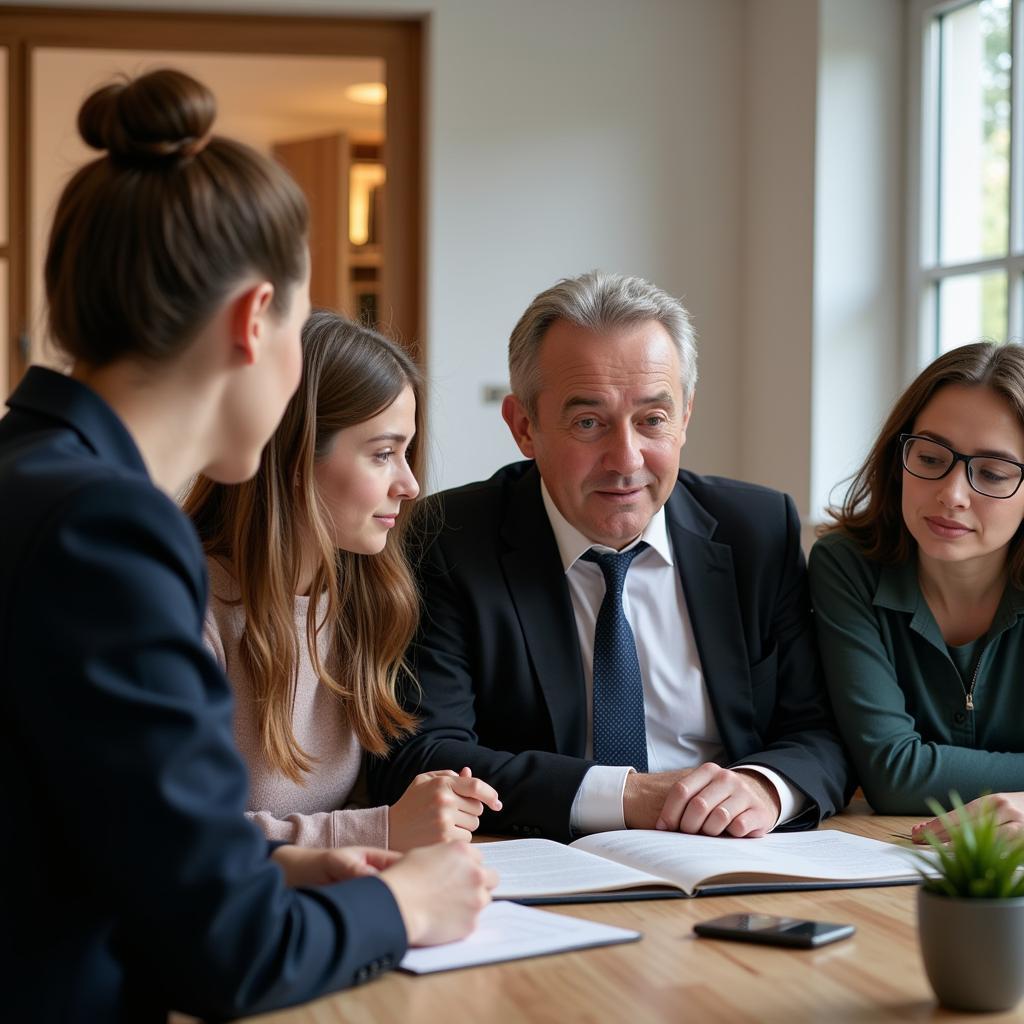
[822,341,1024,586]
[184,312,423,783]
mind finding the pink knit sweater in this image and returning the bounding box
[202,558,389,848]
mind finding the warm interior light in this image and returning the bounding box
[350,162,387,246]
[345,82,387,106]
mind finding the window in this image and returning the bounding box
[908,0,1019,364]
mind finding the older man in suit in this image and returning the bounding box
[370,271,851,842]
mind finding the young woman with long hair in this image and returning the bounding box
[1,69,493,1024]
[184,311,501,851]
[810,342,1024,839]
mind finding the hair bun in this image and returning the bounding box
[78,68,216,163]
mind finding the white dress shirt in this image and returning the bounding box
[537,482,806,835]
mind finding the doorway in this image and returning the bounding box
[0,7,422,394]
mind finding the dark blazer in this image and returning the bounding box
[370,461,852,842]
[1,368,406,1024]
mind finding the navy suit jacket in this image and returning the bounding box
[370,461,852,841]
[1,368,406,1023]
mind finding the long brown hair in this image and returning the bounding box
[823,342,1024,586]
[46,68,307,365]
[185,312,423,782]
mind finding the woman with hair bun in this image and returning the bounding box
[810,342,1024,839]
[185,311,502,852]
[1,69,494,1024]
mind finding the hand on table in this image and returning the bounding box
[653,763,781,837]
[272,844,401,888]
[911,791,1024,843]
[623,768,694,829]
[380,841,498,946]
[388,766,502,851]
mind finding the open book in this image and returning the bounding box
[481,829,928,903]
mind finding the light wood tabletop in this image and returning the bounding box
[224,804,1024,1023]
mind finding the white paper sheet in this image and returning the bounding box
[398,900,641,974]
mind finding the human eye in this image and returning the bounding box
[976,462,1013,484]
[910,441,948,468]
[373,449,395,464]
[641,413,668,429]
[569,415,606,436]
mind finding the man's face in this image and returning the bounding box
[503,318,691,549]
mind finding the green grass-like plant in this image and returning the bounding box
[916,792,1024,899]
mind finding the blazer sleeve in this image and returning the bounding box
[9,480,406,1019]
[368,524,592,843]
[727,494,854,826]
[808,534,1024,813]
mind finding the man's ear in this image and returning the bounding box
[230,282,275,366]
[501,393,537,459]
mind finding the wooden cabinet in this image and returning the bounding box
[272,133,383,327]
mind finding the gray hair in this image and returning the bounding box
[508,270,698,418]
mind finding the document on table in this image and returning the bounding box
[399,900,641,974]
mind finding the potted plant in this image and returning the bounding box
[915,792,1024,1012]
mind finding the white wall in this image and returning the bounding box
[14,0,745,493]
[738,0,819,509]
[11,0,906,513]
[738,0,904,531]
[812,0,904,523]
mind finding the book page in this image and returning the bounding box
[482,838,674,899]
[399,901,640,974]
[571,829,923,891]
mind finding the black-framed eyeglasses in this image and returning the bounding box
[899,433,1024,499]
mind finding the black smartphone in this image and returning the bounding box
[693,913,855,948]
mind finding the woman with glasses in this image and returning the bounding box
[809,342,1024,838]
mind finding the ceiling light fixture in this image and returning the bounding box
[345,82,387,106]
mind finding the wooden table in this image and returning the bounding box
[234,807,1024,1023]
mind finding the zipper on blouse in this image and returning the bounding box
[964,647,985,712]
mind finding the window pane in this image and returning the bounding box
[937,271,1007,352]
[938,0,1011,264]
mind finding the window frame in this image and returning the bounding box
[905,0,1023,372]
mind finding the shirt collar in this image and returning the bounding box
[6,365,149,478]
[873,559,920,614]
[874,553,1024,643]
[539,477,674,573]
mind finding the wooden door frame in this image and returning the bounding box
[0,5,423,389]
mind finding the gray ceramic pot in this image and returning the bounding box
[918,888,1024,1011]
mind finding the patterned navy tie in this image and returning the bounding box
[581,542,649,772]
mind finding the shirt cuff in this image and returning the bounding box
[569,765,633,836]
[733,764,806,829]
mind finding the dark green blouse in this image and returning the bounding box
[808,530,1024,814]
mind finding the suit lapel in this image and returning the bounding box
[499,466,588,756]
[665,483,755,757]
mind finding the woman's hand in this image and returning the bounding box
[388,767,502,851]
[379,841,498,946]
[912,792,1024,843]
[272,844,401,887]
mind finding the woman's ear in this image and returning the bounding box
[230,282,275,365]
